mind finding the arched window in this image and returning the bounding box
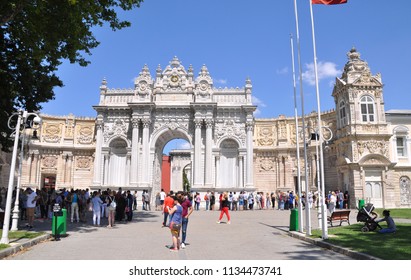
[360,95,375,122]
[339,100,347,128]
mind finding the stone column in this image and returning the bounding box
[142,118,151,185]
[66,153,73,185]
[28,153,34,184]
[103,154,109,186]
[205,119,213,187]
[34,151,40,187]
[407,136,411,164]
[126,154,131,186]
[193,119,203,188]
[93,118,104,185]
[245,121,254,187]
[130,118,140,185]
[215,155,220,187]
[238,155,244,188]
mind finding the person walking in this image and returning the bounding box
[25,188,38,229]
[204,191,210,211]
[210,192,215,211]
[167,196,183,252]
[217,192,231,224]
[328,191,337,214]
[180,192,194,249]
[163,191,174,227]
[125,190,134,222]
[144,190,151,211]
[91,191,104,226]
[106,190,116,228]
[70,189,80,223]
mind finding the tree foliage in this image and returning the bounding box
[0,0,144,151]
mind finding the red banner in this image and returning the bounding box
[312,0,347,4]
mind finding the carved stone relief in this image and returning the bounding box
[256,126,274,146]
[400,176,411,206]
[41,155,57,169]
[76,156,92,169]
[278,121,287,139]
[259,158,274,172]
[357,140,388,157]
[103,118,128,143]
[215,120,246,146]
[65,119,74,138]
[77,125,94,144]
[43,123,62,143]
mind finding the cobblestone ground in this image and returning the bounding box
[6,207,352,260]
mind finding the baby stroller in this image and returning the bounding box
[356,203,382,232]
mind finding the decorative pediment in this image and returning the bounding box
[351,72,383,87]
[358,154,391,167]
[194,65,214,101]
[134,64,154,96]
[103,118,128,142]
[154,56,194,93]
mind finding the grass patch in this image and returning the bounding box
[0,230,44,251]
[374,208,411,219]
[312,223,411,260]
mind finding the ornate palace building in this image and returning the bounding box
[1,48,411,209]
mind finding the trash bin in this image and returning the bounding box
[289,208,299,231]
[52,207,67,237]
[358,199,365,210]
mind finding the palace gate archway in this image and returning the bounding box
[91,57,256,199]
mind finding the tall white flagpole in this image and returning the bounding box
[290,34,304,233]
[293,0,311,236]
[309,0,328,239]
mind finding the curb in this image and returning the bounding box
[0,233,52,260]
[288,231,380,260]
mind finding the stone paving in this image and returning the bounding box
[2,207,358,260]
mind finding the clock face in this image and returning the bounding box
[171,75,179,83]
[200,82,208,91]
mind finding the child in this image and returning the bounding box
[375,210,396,234]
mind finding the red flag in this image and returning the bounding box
[312,0,347,4]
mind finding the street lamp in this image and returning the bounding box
[0,110,41,244]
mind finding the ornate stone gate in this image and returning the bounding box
[92,57,256,198]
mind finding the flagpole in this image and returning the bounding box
[293,0,311,236]
[290,34,304,233]
[309,0,328,239]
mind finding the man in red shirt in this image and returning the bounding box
[162,191,174,227]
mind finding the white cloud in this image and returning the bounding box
[214,78,227,85]
[252,96,267,108]
[252,96,267,116]
[276,67,288,75]
[302,61,341,86]
[177,141,191,149]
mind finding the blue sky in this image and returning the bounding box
[41,0,411,122]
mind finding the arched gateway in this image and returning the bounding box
[92,57,256,198]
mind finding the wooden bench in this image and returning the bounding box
[327,210,351,227]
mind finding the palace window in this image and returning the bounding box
[339,100,347,128]
[397,137,406,157]
[360,96,375,122]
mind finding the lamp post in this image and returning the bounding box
[0,110,41,244]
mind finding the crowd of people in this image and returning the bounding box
[1,186,352,237]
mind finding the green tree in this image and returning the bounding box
[0,0,144,151]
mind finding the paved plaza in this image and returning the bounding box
[3,207,355,260]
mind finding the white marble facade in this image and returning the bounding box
[5,50,411,209]
[91,57,256,199]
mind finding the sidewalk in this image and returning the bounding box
[0,207,401,260]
